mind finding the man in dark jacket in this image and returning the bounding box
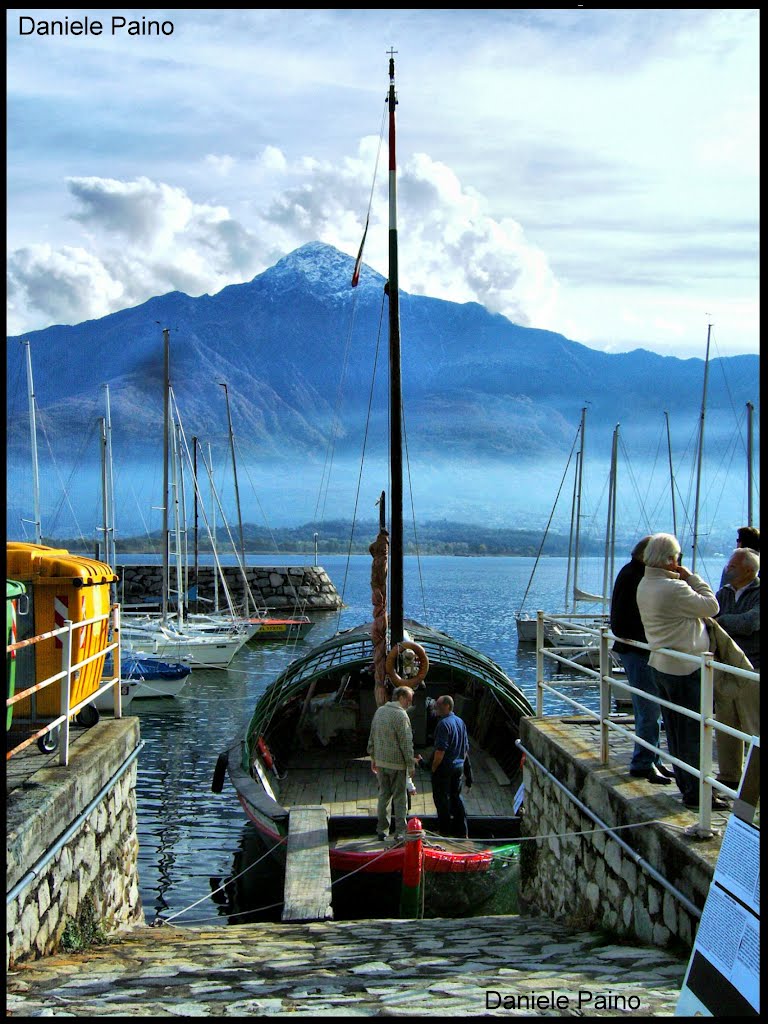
[714,548,760,790]
[428,695,470,838]
[610,536,673,785]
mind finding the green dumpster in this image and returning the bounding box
[7,580,27,730]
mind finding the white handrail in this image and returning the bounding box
[6,604,122,765]
[534,611,760,837]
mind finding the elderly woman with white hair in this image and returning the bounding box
[636,533,729,811]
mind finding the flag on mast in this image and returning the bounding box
[351,215,369,287]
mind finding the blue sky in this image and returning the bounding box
[7,9,759,358]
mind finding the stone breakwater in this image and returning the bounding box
[117,564,342,611]
[6,915,688,1017]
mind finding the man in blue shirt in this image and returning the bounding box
[429,695,470,839]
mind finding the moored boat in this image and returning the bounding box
[245,615,315,642]
[212,55,533,901]
[95,654,191,709]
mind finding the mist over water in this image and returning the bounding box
[6,446,755,554]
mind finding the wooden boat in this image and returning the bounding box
[213,55,533,896]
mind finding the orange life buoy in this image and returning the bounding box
[257,736,274,770]
[385,641,429,687]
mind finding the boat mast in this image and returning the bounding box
[99,416,109,561]
[219,381,249,616]
[208,441,220,613]
[192,435,199,613]
[564,448,580,613]
[601,424,619,609]
[664,411,677,538]
[746,401,754,526]
[571,406,587,607]
[691,323,712,572]
[22,340,43,545]
[387,50,404,644]
[162,327,171,624]
[104,384,116,570]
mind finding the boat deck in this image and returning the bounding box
[280,739,519,821]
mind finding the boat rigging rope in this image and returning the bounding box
[334,292,388,633]
[152,832,400,926]
[313,110,387,539]
[402,397,429,622]
[150,812,695,927]
[151,835,288,926]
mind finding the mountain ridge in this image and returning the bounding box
[6,242,758,535]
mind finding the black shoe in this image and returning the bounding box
[376,832,387,841]
[655,763,676,779]
[629,766,672,785]
[683,795,731,811]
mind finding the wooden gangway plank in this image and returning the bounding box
[281,805,334,923]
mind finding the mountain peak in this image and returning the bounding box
[267,241,384,296]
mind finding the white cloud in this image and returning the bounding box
[7,143,562,342]
[5,10,758,354]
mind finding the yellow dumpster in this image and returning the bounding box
[6,543,117,719]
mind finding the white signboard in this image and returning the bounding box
[676,814,760,1016]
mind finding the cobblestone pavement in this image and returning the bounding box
[7,914,688,1017]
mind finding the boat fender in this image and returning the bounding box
[257,735,275,770]
[211,751,228,793]
[385,641,430,687]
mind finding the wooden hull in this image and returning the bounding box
[217,619,532,886]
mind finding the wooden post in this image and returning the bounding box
[399,816,424,918]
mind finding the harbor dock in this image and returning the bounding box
[8,713,722,1016]
[6,914,688,1016]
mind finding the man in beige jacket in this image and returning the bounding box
[367,685,416,841]
[636,533,729,811]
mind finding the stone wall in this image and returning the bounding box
[117,564,342,611]
[518,717,718,950]
[7,719,145,967]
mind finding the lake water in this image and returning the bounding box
[129,552,719,927]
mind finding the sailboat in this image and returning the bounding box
[212,55,533,894]
[120,329,250,669]
[184,382,314,643]
[515,408,611,645]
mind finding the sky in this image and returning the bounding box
[6,9,760,359]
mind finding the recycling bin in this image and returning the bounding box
[6,580,27,730]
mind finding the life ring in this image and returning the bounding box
[385,641,429,687]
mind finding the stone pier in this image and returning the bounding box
[117,563,342,611]
[6,718,145,967]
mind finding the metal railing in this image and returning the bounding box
[6,604,123,765]
[533,609,760,837]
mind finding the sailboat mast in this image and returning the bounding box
[220,381,249,615]
[746,401,754,526]
[192,435,199,613]
[691,323,712,572]
[572,406,587,607]
[387,51,404,645]
[162,327,170,624]
[664,411,677,538]
[99,417,109,561]
[23,340,43,545]
[601,424,619,609]
[103,384,116,570]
